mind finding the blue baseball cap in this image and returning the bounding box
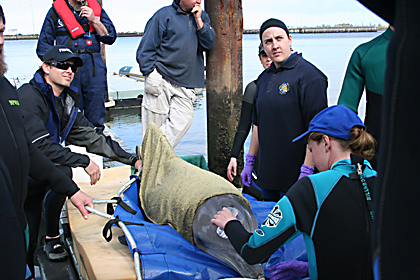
[293,105,365,142]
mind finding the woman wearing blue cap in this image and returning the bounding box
[212,105,377,280]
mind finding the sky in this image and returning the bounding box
[2,0,387,35]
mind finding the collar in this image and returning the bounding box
[330,158,377,178]
[31,69,80,105]
[172,1,189,15]
[268,52,302,73]
[383,27,394,40]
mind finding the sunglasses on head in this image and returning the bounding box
[47,61,79,73]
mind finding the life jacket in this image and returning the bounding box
[52,0,102,40]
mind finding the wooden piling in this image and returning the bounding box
[205,0,243,186]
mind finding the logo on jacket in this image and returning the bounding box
[86,40,92,45]
[262,205,283,228]
[57,19,64,28]
[279,82,289,95]
[8,100,20,106]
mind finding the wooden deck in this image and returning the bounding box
[66,165,137,280]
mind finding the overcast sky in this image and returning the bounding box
[3,0,387,35]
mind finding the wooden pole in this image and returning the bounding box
[205,0,243,186]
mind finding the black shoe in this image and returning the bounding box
[42,236,68,261]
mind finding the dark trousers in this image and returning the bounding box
[24,165,70,275]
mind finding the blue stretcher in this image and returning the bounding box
[106,174,308,280]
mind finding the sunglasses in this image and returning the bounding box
[47,61,79,73]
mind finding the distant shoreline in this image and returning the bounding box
[5,26,381,40]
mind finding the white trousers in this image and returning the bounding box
[142,69,196,147]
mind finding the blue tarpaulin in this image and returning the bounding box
[113,175,307,279]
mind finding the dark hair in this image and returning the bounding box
[308,127,376,160]
[0,5,5,25]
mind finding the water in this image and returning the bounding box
[4,32,382,158]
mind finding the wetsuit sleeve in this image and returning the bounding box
[197,11,215,51]
[136,15,163,76]
[36,8,56,61]
[337,47,365,114]
[225,196,300,265]
[299,74,328,127]
[18,85,90,168]
[230,81,256,158]
[66,112,139,166]
[26,134,79,198]
[98,9,117,45]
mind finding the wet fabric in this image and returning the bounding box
[140,123,249,244]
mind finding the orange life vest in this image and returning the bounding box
[52,0,102,39]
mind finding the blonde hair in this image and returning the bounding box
[308,126,376,160]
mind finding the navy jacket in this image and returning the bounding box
[137,1,215,88]
[252,53,328,191]
[36,0,116,59]
[17,70,138,168]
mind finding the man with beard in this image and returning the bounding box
[0,5,94,279]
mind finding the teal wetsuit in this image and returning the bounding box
[225,159,377,280]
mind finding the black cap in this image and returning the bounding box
[43,45,83,67]
[259,18,289,41]
[258,45,265,55]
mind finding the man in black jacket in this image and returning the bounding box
[0,6,93,279]
[18,45,142,273]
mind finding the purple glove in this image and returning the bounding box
[298,164,314,180]
[266,260,309,280]
[241,154,256,187]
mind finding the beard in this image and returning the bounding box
[0,47,8,76]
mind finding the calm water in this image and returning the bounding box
[4,32,382,158]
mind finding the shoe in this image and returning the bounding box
[42,236,68,261]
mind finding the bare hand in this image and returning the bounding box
[134,159,142,171]
[84,159,101,185]
[211,207,238,230]
[227,157,237,182]
[70,190,94,220]
[191,4,204,29]
[80,6,97,23]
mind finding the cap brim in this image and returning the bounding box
[58,53,83,67]
[292,130,310,142]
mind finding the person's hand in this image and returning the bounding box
[80,6,97,23]
[266,260,309,280]
[227,157,237,182]
[191,3,204,29]
[134,159,142,171]
[241,154,256,187]
[211,207,238,229]
[298,164,314,180]
[69,190,94,220]
[84,159,101,185]
[191,3,202,19]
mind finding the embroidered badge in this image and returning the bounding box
[279,82,290,95]
[262,205,283,228]
[8,100,20,106]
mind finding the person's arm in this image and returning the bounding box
[248,125,259,156]
[196,11,215,51]
[36,9,56,60]
[298,145,315,180]
[66,112,140,167]
[136,16,163,76]
[337,47,365,113]
[26,134,93,219]
[212,195,300,265]
[228,82,257,181]
[87,8,116,44]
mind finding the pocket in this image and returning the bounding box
[145,69,163,96]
